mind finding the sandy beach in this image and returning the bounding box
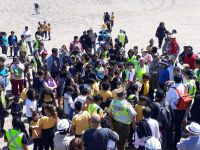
[0,0,200,149]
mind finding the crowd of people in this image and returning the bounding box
[0,12,200,150]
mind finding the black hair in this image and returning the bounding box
[142,73,150,79]
[102,82,110,90]
[174,74,182,83]
[26,88,35,100]
[93,95,103,103]
[195,58,200,65]
[80,88,88,96]
[12,118,29,137]
[74,101,82,111]
[155,90,165,101]
[139,96,149,102]
[52,48,58,53]
[143,107,152,118]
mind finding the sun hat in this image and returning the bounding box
[145,136,161,150]
[113,85,125,94]
[57,119,70,132]
[186,122,200,135]
[183,41,191,47]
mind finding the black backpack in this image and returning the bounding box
[157,102,172,129]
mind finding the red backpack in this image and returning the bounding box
[173,86,192,110]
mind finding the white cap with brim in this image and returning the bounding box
[186,122,200,135]
[183,41,191,47]
[57,119,70,132]
[145,136,161,150]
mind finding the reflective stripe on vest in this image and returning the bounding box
[111,99,131,125]
[6,129,23,150]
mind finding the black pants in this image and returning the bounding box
[0,117,5,132]
[173,109,186,147]
[158,37,164,48]
[43,31,47,39]
[48,32,51,40]
[33,138,43,150]
[113,120,130,150]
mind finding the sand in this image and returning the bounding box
[0,0,200,149]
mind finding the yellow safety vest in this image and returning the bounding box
[1,92,6,108]
[194,69,200,81]
[137,65,147,81]
[127,56,136,65]
[185,79,196,97]
[32,57,43,69]
[118,33,125,46]
[110,99,131,125]
[6,129,24,150]
[88,103,101,114]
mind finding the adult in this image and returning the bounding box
[165,74,189,148]
[69,36,83,53]
[4,118,28,150]
[22,26,33,54]
[25,88,37,124]
[10,56,25,96]
[69,138,85,150]
[8,31,18,57]
[155,22,167,48]
[47,48,61,79]
[34,3,40,15]
[39,104,57,150]
[0,54,8,90]
[53,119,74,150]
[177,122,200,150]
[82,114,119,150]
[108,85,137,150]
[88,28,97,53]
[31,51,43,78]
[1,32,9,55]
[71,101,91,137]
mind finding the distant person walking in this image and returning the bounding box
[34,3,40,15]
[155,22,167,48]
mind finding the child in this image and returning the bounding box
[140,73,150,96]
[30,111,42,150]
[134,96,148,122]
[9,96,23,120]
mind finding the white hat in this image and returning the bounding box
[0,54,7,61]
[183,41,191,47]
[145,137,161,150]
[57,119,69,132]
[168,33,177,39]
[186,122,200,134]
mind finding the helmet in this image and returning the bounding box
[57,119,69,132]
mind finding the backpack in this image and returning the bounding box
[173,86,192,110]
[157,102,172,129]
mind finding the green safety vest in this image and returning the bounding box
[32,57,43,69]
[185,79,196,97]
[118,33,125,46]
[1,92,6,108]
[6,129,24,150]
[127,94,135,100]
[137,65,147,81]
[110,99,131,125]
[88,103,101,115]
[123,70,129,81]
[194,69,200,81]
[127,56,136,65]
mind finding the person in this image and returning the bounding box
[136,58,149,81]
[9,96,23,120]
[82,114,119,150]
[31,50,43,78]
[1,32,9,55]
[69,138,85,150]
[32,70,45,95]
[63,86,74,119]
[0,85,6,134]
[18,35,28,53]
[146,38,154,53]
[134,107,161,150]
[108,85,137,150]
[165,74,190,148]
[134,96,148,122]
[10,56,25,96]
[47,48,61,79]
[43,21,48,39]
[110,12,115,27]
[25,88,37,124]
[30,111,42,150]
[155,22,166,48]
[140,73,150,96]
[183,44,197,70]
[118,29,126,47]
[69,36,83,52]
[98,82,112,102]
[47,23,51,40]
[4,118,29,150]
[53,119,74,150]
[88,28,97,53]
[194,58,200,82]
[8,31,18,57]
[39,104,57,150]
[0,54,8,90]
[71,101,91,137]
[73,88,89,108]
[22,26,32,54]
[34,3,40,15]
[177,122,200,150]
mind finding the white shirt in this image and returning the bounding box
[127,69,135,82]
[73,95,87,109]
[63,93,73,115]
[25,99,37,117]
[168,65,174,81]
[165,83,186,109]
[22,30,32,42]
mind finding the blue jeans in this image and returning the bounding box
[0,77,8,90]
[27,41,33,54]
